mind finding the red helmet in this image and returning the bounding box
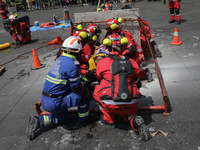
[106,19,121,32]
[86,24,101,36]
[105,3,111,10]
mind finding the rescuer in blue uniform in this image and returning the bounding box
[26,36,92,140]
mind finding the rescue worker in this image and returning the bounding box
[26,36,95,140]
[75,30,93,65]
[56,26,92,67]
[163,0,181,25]
[86,23,101,48]
[105,18,144,65]
[106,18,153,82]
[0,0,8,20]
[105,2,112,10]
[93,38,152,142]
[101,3,107,11]
[9,14,31,45]
[139,18,162,58]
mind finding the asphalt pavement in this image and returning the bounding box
[0,0,200,150]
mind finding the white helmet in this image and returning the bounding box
[62,36,82,53]
[9,14,17,20]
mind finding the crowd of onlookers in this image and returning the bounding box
[6,0,137,12]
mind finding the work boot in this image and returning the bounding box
[169,20,175,23]
[26,116,40,140]
[145,68,153,82]
[177,21,181,25]
[100,115,116,128]
[151,40,162,58]
[133,116,152,142]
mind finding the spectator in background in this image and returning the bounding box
[26,0,33,11]
[47,0,54,9]
[35,0,41,10]
[20,0,28,12]
[40,0,46,10]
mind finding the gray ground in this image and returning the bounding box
[0,0,200,150]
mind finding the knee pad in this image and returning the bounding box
[169,8,174,14]
[175,8,180,14]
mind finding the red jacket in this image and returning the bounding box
[93,53,141,102]
[10,20,31,43]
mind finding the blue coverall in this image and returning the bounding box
[39,52,89,127]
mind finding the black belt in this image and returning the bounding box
[42,91,60,98]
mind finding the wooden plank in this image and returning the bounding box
[0,67,5,76]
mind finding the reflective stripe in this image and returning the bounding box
[137,48,143,52]
[69,76,80,82]
[79,104,87,108]
[98,105,104,110]
[174,32,179,36]
[101,99,138,105]
[43,115,50,126]
[78,110,89,118]
[62,52,75,58]
[109,35,122,41]
[46,75,67,84]
[135,77,140,84]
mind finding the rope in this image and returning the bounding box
[0,41,58,67]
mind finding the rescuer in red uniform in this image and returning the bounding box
[0,0,8,20]
[9,14,31,45]
[93,38,152,142]
[163,0,181,25]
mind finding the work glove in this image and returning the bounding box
[163,0,166,5]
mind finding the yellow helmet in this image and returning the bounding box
[92,35,97,41]
[76,24,83,30]
[79,31,88,39]
[120,37,129,45]
[103,38,112,47]
[118,17,123,23]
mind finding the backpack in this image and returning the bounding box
[104,54,134,102]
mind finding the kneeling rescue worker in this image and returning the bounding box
[26,36,95,140]
[9,14,31,45]
[93,38,152,142]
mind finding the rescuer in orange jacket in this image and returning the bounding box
[9,14,31,45]
[93,38,152,142]
[163,0,181,25]
[0,0,8,20]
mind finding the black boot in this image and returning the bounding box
[151,40,162,58]
[145,68,153,82]
[133,116,152,142]
[177,21,181,25]
[169,20,175,23]
[26,116,40,140]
